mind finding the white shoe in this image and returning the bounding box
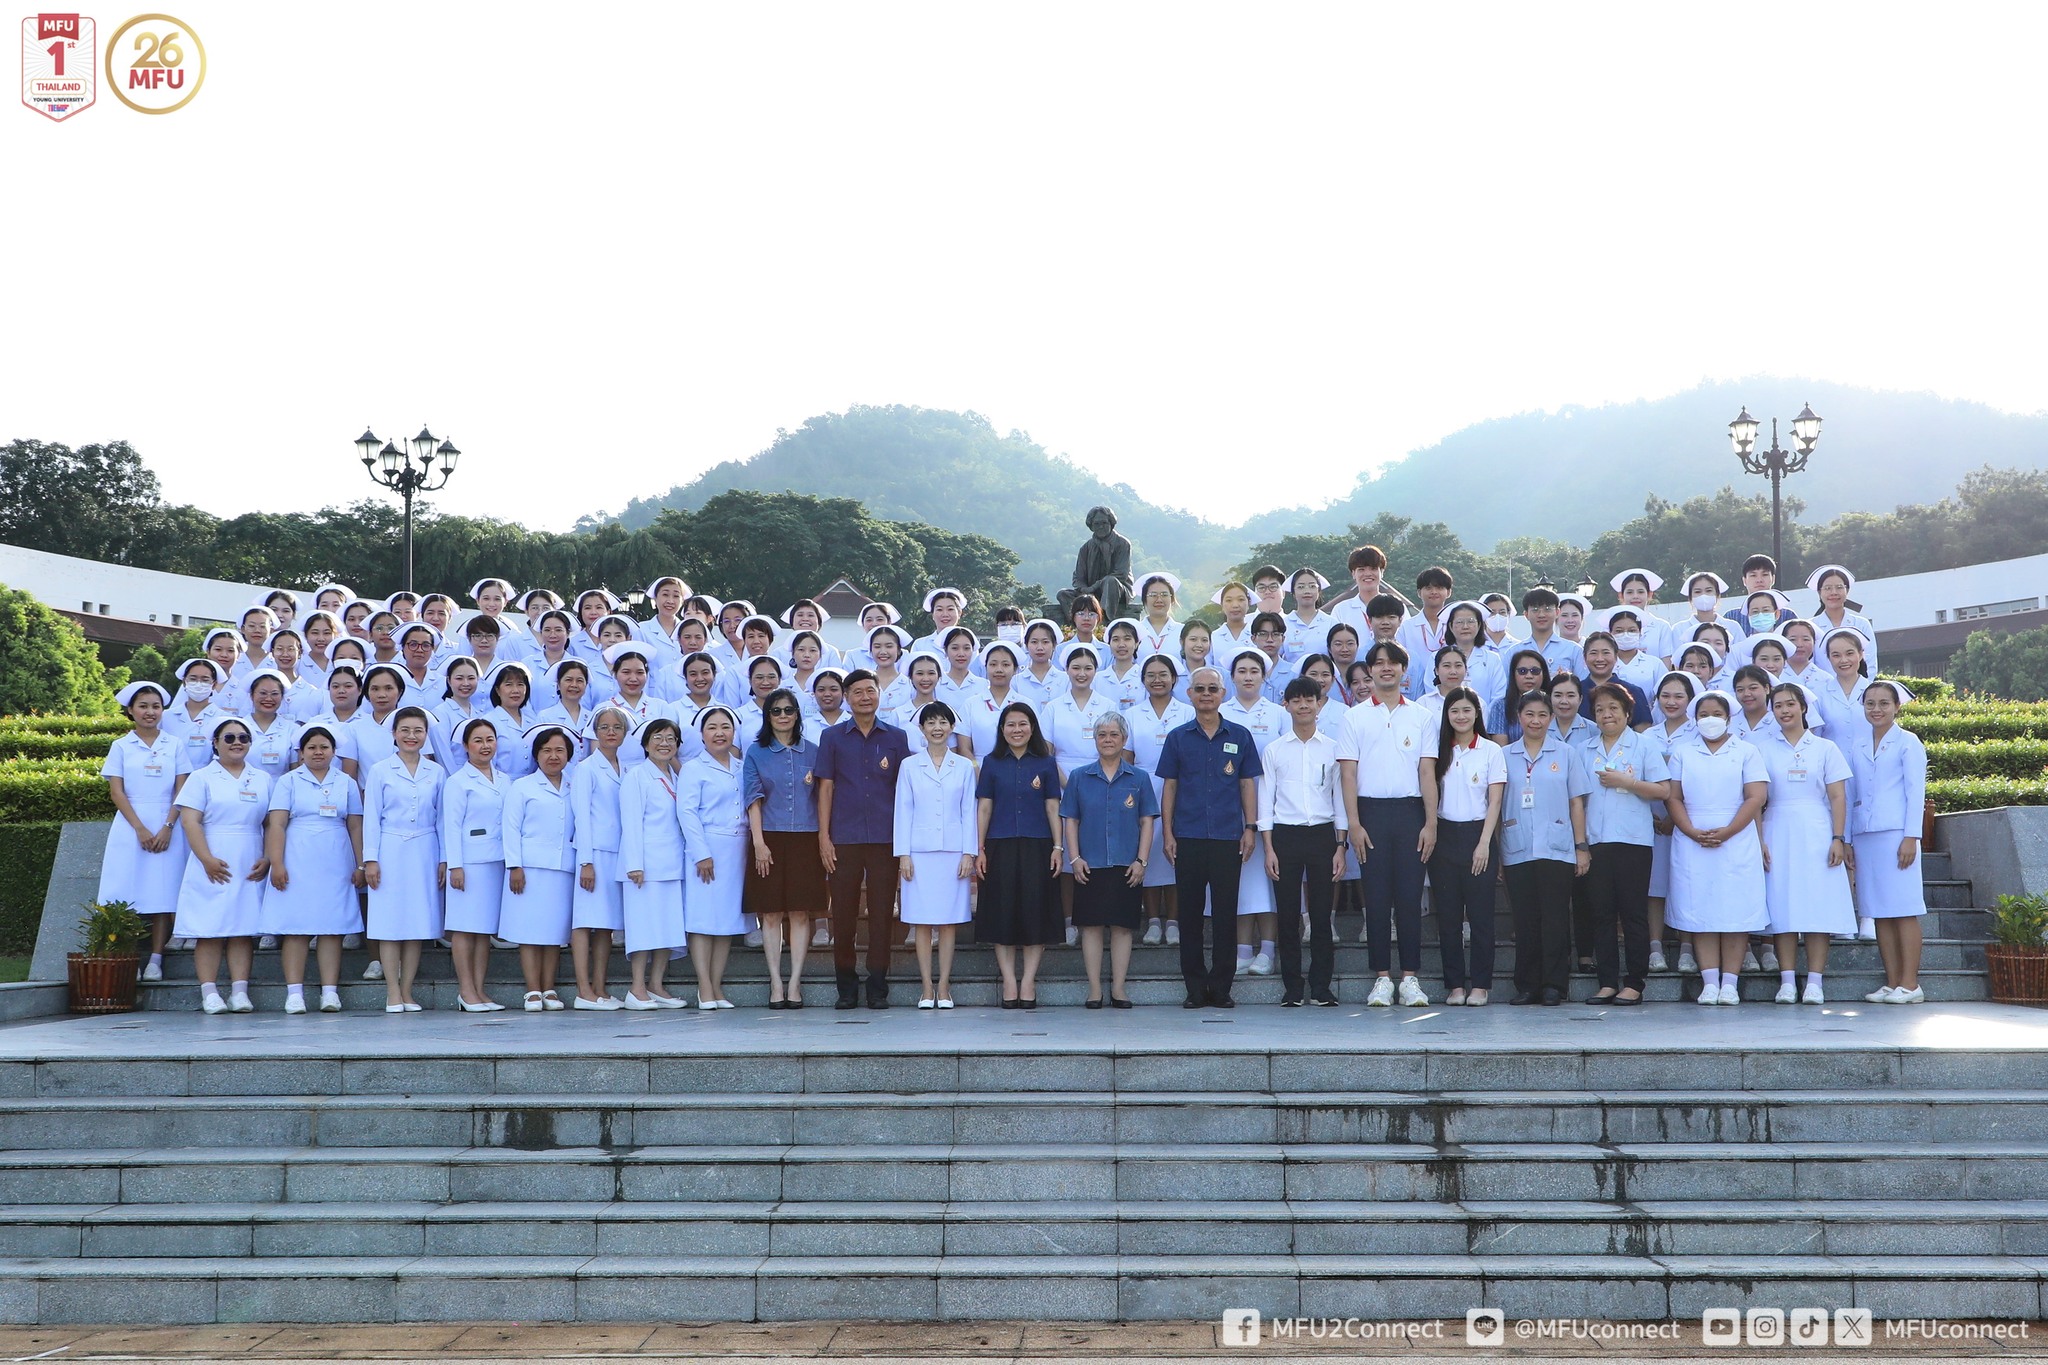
[458,998,497,1013]
[1142,921,1163,945]
[1165,922,1181,946]
[341,933,363,949]
[319,990,342,1012]
[1696,986,1719,1006]
[1857,916,1877,940]
[698,998,720,1011]
[1775,982,1798,1004]
[401,1001,423,1012]
[813,923,832,947]
[284,994,307,1015]
[1718,982,1740,1005]
[141,960,163,981]
[1065,924,1079,947]
[622,994,661,1011]
[1741,948,1760,972]
[714,998,734,1009]
[744,927,764,948]
[1865,985,1900,1004]
[1677,949,1698,974]
[936,997,954,1009]
[1802,981,1825,1005]
[257,935,278,950]
[524,992,546,1012]
[492,936,515,950]
[917,997,936,1010]
[1397,977,1429,1007]
[1889,986,1925,1004]
[541,991,566,1011]
[1760,947,1779,972]
[362,960,384,980]
[1247,952,1273,976]
[651,994,687,1009]
[1647,948,1667,973]
[573,995,617,1011]
[228,991,253,1013]
[1365,977,1396,1008]
[1358,921,1371,944]
[201,992,227,1014]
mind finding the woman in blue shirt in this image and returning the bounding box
[1581,682,1670,1004]
[974,702,1064,1008]
[1849,680,1931,1004]
[1499,690,1592,1006]
[743,689,824,1009]
[1061,712,1159,1009]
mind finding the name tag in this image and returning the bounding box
[238,787,258,802]
[1223,742,1238,754]
[470,828,487,837]
[143,762,163,776]
[318,802,339,818]
[1788,766,1807,782]
[1521,790,1536,809]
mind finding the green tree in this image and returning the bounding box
[0,439,171,564]
[124,644,172,690]
[1579,488,1801,607]
[1230,514,1489,606]
[1947,627,2048,701]
[0,583,119,715]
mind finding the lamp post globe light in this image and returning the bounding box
[1729,403,1821,570]
[355,425,462,593]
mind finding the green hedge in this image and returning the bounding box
[1882,674,1954,702]
[1926,739,2048,781]
[1905,711,2048,744]
[0,821,61,955]
[1929,776,2048,812]
[0,732,114,761]
[0,715,130,736]
[0,764,114,823]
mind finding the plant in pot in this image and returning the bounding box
[68,899,150,1014]
[1985,892,2048,1008]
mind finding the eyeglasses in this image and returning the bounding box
[767,705,799,717]
[1189,684,1224,693]
[220,735,251,745]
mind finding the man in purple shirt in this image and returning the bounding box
[814,669,914,1008]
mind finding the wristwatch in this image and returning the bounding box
[1573,841,1590,850]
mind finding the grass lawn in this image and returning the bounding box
[0,956,28,983]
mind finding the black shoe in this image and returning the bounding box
[786,995,804,1010]
[1183,993,1206,1009]
[1110,996,1133,1009]
[1211,994,1235,1009]
[767,999,786,1011]
[1510,991,1538,1006]
[1001,998,1020,1010]
[866,994,890,1010]
[836,995,859,1010]
[1541,988,1564,1006]
[1281,995,1303,1008]
[1085,997,1103,1010]
[1311,993,1340,1007]
[1023,997,1038,1010]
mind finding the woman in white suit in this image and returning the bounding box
[678,706,752,1009]
[503,725,580,1011]
[617,719,689,1008]
[361,707,445,1012]
[1849,680,1931,1003]
[568,707,632,1009]
[894,702,978,1009]
[442,717,511,1012]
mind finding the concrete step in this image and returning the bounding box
[6,1140,2048,1207]
[0,1251,2038,1323]
[9,1196,2048,1261]
[5,1087,2042,1151]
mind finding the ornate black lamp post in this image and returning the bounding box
[355,426,461,593]
[1730,404,1822,569]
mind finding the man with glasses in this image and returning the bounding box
[1156,667,1262,1008]
[814,669,913,1009]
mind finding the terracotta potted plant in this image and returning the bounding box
[68,899,149,1014]
[1985,892,2048,1008]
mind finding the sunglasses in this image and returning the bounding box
[1190,684,1224,693]
[220,734,251,745]
[767,705,799,717]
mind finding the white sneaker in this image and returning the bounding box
[1647,948,1667,972]
[1365,976,1396,1007]
[813,923,832,947]
[141,960,163,981]
[201,992,227,1014]
[744,927,764,948]
[1247,952,1273,976]
[1865,985,1900,1004]
[1718,982,1740,1005]
[257,935,278,950]
[284,994,307,1015]
[1065,924,1079,947]
[1696,987,1719,1006]
[1889,986,1925,1004]
[319,989,342,1012]
[1802,981,1826,1005]
[1165,921,1180,946]
[1677,949,1698,974]
[1857,917,1877,941]
[1358,921,1371,944]
[1760,947,1779,972]
[228,991,254,1013]
[1397,977,1429,1007]
[1775,982,1798,1004]
[1741,948,1760,972]
[341,933,363,949]
[1142,920,1163,945]
[362,960,384,980]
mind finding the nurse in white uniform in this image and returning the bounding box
[361,706,446,1012]
[1807,565,1879,672]
[1129,653,1195,946]
[502,724,580,1012]
[1013,620,1065,709]
[163,657,228,773]
[99,682,192,980]
[894,701,978,1008]
[1607,569,1675,662]
[617,719,689,1008]
[568,706,632,1009]
[963,641,1036,763]
[260,723,363,1013]
[678,706,752,1008]
[1757,683,1855,1003]
[1218,647,1288,971]
[443,716,512,1011]
[1848,681,1931,1003]
[1664,691,1770,1005]
[1644,670,1700,972]
[173,716,273,1014]
[1133,572,1185,662]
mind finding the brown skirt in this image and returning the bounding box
[744,829,827,919]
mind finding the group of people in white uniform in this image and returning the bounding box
[93,544,1933,1012]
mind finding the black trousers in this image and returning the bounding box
[1571,868,1596,965]
[1586,842,1654,991]
[1175,837,1242,1000]
[1506,859,1575,995]
[1271,822,1337,997]
[1428,819,1496,990]
[1359,797,1426,975]
[828,842,897,995]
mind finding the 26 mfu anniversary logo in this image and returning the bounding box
[19,10,205,120]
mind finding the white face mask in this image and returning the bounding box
[1612,632,1643,652]
[1692,593,1719,612]
[995,623,1023,643]
[1696,715,1728,741]
[185,680,214,702]
[1485,613,1512,634]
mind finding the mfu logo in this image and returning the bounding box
[20,12,96,121]
[106,11,204,114]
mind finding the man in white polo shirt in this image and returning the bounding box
[1338,641,1440,1007]
[1260,677,1349,1007]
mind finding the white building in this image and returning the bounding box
[0,542,269,631]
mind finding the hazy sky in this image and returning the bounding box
[7,2,2046,529]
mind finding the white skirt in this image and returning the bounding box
[572,848,624,931]
[258,821,362,936]
[367,836,443,941]
[900,849,973,924]
[98,800,189,919]
[683,833,753,935]
[1665,808,1769,934]
[622,877,688,955]
[1763,805,1857,935]
[1853,832,1927,919]
[172,829,266,940]
[445,861,505,935]
[1203,851,1274,918]
[500,867,573,946]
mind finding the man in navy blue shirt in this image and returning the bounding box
[1157,666,1262,1008]
[815,669,913,1009]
